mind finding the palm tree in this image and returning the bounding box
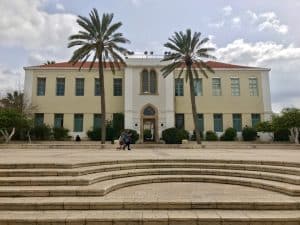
[0,91,24,113]
[161,29,216,144]
[68,9,130,144]
[44,61,56,65]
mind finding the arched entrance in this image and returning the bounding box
[140,104,158,143]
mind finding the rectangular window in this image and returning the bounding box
[231,78,240,96]
[194,78,203,96]
[93,114,102,129]
[37,78,46,96]
[34,113,44,126]
[232,114,242,132]
[74,114,84,132]
[175,78,184,96]
[212,78,221,96]
[54,114,64,128]
[113,78,122,96]
[251,113,261,128]
[249,78,258,96]
[94,78,101,96]
[175,114,184,129]
[213,113,223,132]
[56,78,65,96]
[197,114,204,132]
[75,78,84,96]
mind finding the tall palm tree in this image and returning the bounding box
[161,29,216,144]
[0,91,24,113]
[68,9,130,144]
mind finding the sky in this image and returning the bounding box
[0,0,299,112]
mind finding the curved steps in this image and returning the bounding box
[0,210,299,225]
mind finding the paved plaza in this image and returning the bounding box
[0,147,299,224]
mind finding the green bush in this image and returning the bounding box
[52,127,69,141]
[255,121,273,132]
[87,128,101,141]
[242,127,257,141]
[87,123,119,142]
[162,128,189,144]
[220,127,237,141]
[205,131,218,141]
[190,130,203,141]
[274,129,290,142]
[31,124,51,140]
[143,129,152,140]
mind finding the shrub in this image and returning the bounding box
[255,121,273,132]
[274,129,290,142]
[52,127,69,141]
[143,129,152,140]
[190,130,204,141]
[31,124,51,140]
[87,128,101,141]
[162,128,189,144]
[205,131,218,141]
[220,127,237,141]
[242,127,257,141]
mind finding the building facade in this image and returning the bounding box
[24,56,272,141]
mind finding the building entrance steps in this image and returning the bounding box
[0,209,299,225]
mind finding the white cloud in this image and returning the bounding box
[208,21,224,28]
[130,0,142,6]
[216,39,300,112]
[56,3,65,11]
[0,0,79,53]
[0,65,23,95]
[247,10,288,34]
[232,17,241,25]
[222,5,232,16]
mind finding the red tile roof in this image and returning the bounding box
[33,61,266,70]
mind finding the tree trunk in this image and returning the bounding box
[187,67,201,144]
[0,128,15,143]
[98,55,106,144]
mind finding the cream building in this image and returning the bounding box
[24,55,272,141]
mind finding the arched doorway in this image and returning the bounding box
[140,104,158,143]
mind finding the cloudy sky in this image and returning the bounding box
[0,0,299,112]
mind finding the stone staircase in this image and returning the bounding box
[0,159,299,224]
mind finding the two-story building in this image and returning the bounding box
[24,55,272,142]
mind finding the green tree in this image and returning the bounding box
[0,109,31,143]
[68,9,130,143]
[272,108,300,144]
[161,29,215,144]
[0,91,24,113]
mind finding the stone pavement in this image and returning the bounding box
[0,147,299,224]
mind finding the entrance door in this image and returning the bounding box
[143,119,155,142]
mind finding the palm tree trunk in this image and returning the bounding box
[98,54,106,144]
[187,67,201,144]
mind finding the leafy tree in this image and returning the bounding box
[68,9,130,143]
[272,108,300,144]
[0,109,31,143]
[161,29,215,144]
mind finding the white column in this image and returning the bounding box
[164,72,175,129]
[124,67,134,129]
[261,71,272,121]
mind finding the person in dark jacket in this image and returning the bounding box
[123,130,132,150]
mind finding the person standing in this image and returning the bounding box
[123,130,132,150]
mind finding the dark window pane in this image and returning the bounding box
[75,78,84,96]
[251,114,261,127]
[197,114,204,132]
[56,78,65,96]
[213,114,223,132]
[175,79,184,96]
[94,78,101,96]
[142,70,149,93]
[232,114,242,132]
[37,78,46,96]
[150,70,157,94]
[175,114,184,129]
[34,113,44,126]
[144,106,155,116]
[74,114,83,132]
[113,78,122,96]
[93,114,102,129]
[54,114,64,128]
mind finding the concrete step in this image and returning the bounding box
[0,175,299,197]
[1,162,300,177]
[0,197,299,210]
[0,167,299,186]
[0,210,299,225]
[1,158,300,169]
